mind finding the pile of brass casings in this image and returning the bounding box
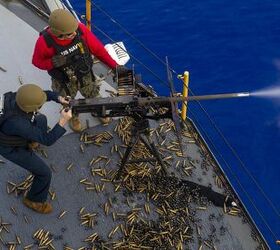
[6,175,34,197]
[33,229,54,249]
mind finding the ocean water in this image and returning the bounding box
[71,0,280,247]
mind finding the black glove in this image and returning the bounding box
[52,55,67,68]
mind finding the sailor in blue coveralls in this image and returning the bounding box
[0,84,72,214]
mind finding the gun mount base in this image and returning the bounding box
[114,117,167,180]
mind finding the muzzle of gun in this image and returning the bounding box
[137,92,250,105]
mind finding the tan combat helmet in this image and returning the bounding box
[49,9,78,36]
[16,84,47,113]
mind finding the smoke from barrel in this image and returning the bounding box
[251,86,280,98]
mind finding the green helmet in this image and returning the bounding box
[16,84,47,113]
[49,9,78,36]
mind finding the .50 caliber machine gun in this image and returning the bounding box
[69,68,250,179]
[70,92,250,119]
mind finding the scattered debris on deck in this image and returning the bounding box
[0,118,267,249]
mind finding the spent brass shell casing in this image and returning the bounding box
[105,159,111,166]
[41,150,48,158]
[204,241,212,248]
[228,211,238,216]
[24,215,29,224]
[101,183,106,191]
[37,229,44,240]
[114,184,121,192]
[165,128,171,133]
[78,246,87,250]
[230,207,241,213]
[95,184,100,192]
[197,226,201,236]
[176,152,183,157]
[33,228,41,238]
[58,210,67,219]
[187,140,196,144]
[169,209,177,214]
[44,238,53,246]
[24,244,34,249]
[66,163,74,171]
[223,202,227,213]
[51,192,56,201]
[8,181,16,186]
[16,235,21,244]
[144,203,150,214]
[10,207,17,215]
[80,178,87,183]
[164,200,171,208]
[166,191,174,198]
[197,206,207,210]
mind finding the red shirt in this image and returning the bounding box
[32,23,117,70]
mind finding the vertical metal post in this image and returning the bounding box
[181,71,189,121]
[86,0,91,30]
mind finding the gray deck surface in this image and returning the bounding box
[0,1,269,250]
[0,119,267,249]
[0,0,48,31]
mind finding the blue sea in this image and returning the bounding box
[72,0,280,247]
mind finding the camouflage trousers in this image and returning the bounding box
[51,72,101,99]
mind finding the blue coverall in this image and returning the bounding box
[0,91,66,202]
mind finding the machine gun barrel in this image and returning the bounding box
[69,92,250,117]
[137,92,250,105]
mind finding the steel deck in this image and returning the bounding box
[0,1,269,249]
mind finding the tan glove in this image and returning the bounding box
[28,141,40,150]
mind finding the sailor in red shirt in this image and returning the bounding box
[32,9,126,132]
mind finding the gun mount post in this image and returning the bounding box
[114,115,167,180]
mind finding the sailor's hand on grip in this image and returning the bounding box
[58,95,71,105]
[58,108,72,127]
